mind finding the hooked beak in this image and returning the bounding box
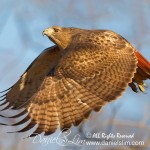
[42,28,54,36]
[42,30,46,36]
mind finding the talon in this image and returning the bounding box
[138,84,145,93]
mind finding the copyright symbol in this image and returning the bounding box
[86,132,92,138]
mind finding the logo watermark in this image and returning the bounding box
[30,129,144,147]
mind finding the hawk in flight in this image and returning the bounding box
[0,26,150,137]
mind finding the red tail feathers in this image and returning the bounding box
[134,50,150,77]
[129,50,150,92]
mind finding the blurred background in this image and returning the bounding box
[0,0,150,150]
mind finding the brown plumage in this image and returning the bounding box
[0,26,149,137]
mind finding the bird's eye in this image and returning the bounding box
[53,27,60,33]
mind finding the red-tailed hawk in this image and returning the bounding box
[0,26,150,137]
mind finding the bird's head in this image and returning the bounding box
[43,26,80,50]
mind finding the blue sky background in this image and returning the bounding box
[0,0,150,150]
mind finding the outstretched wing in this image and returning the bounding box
[0,46,104,136]
[0,30,137,137]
